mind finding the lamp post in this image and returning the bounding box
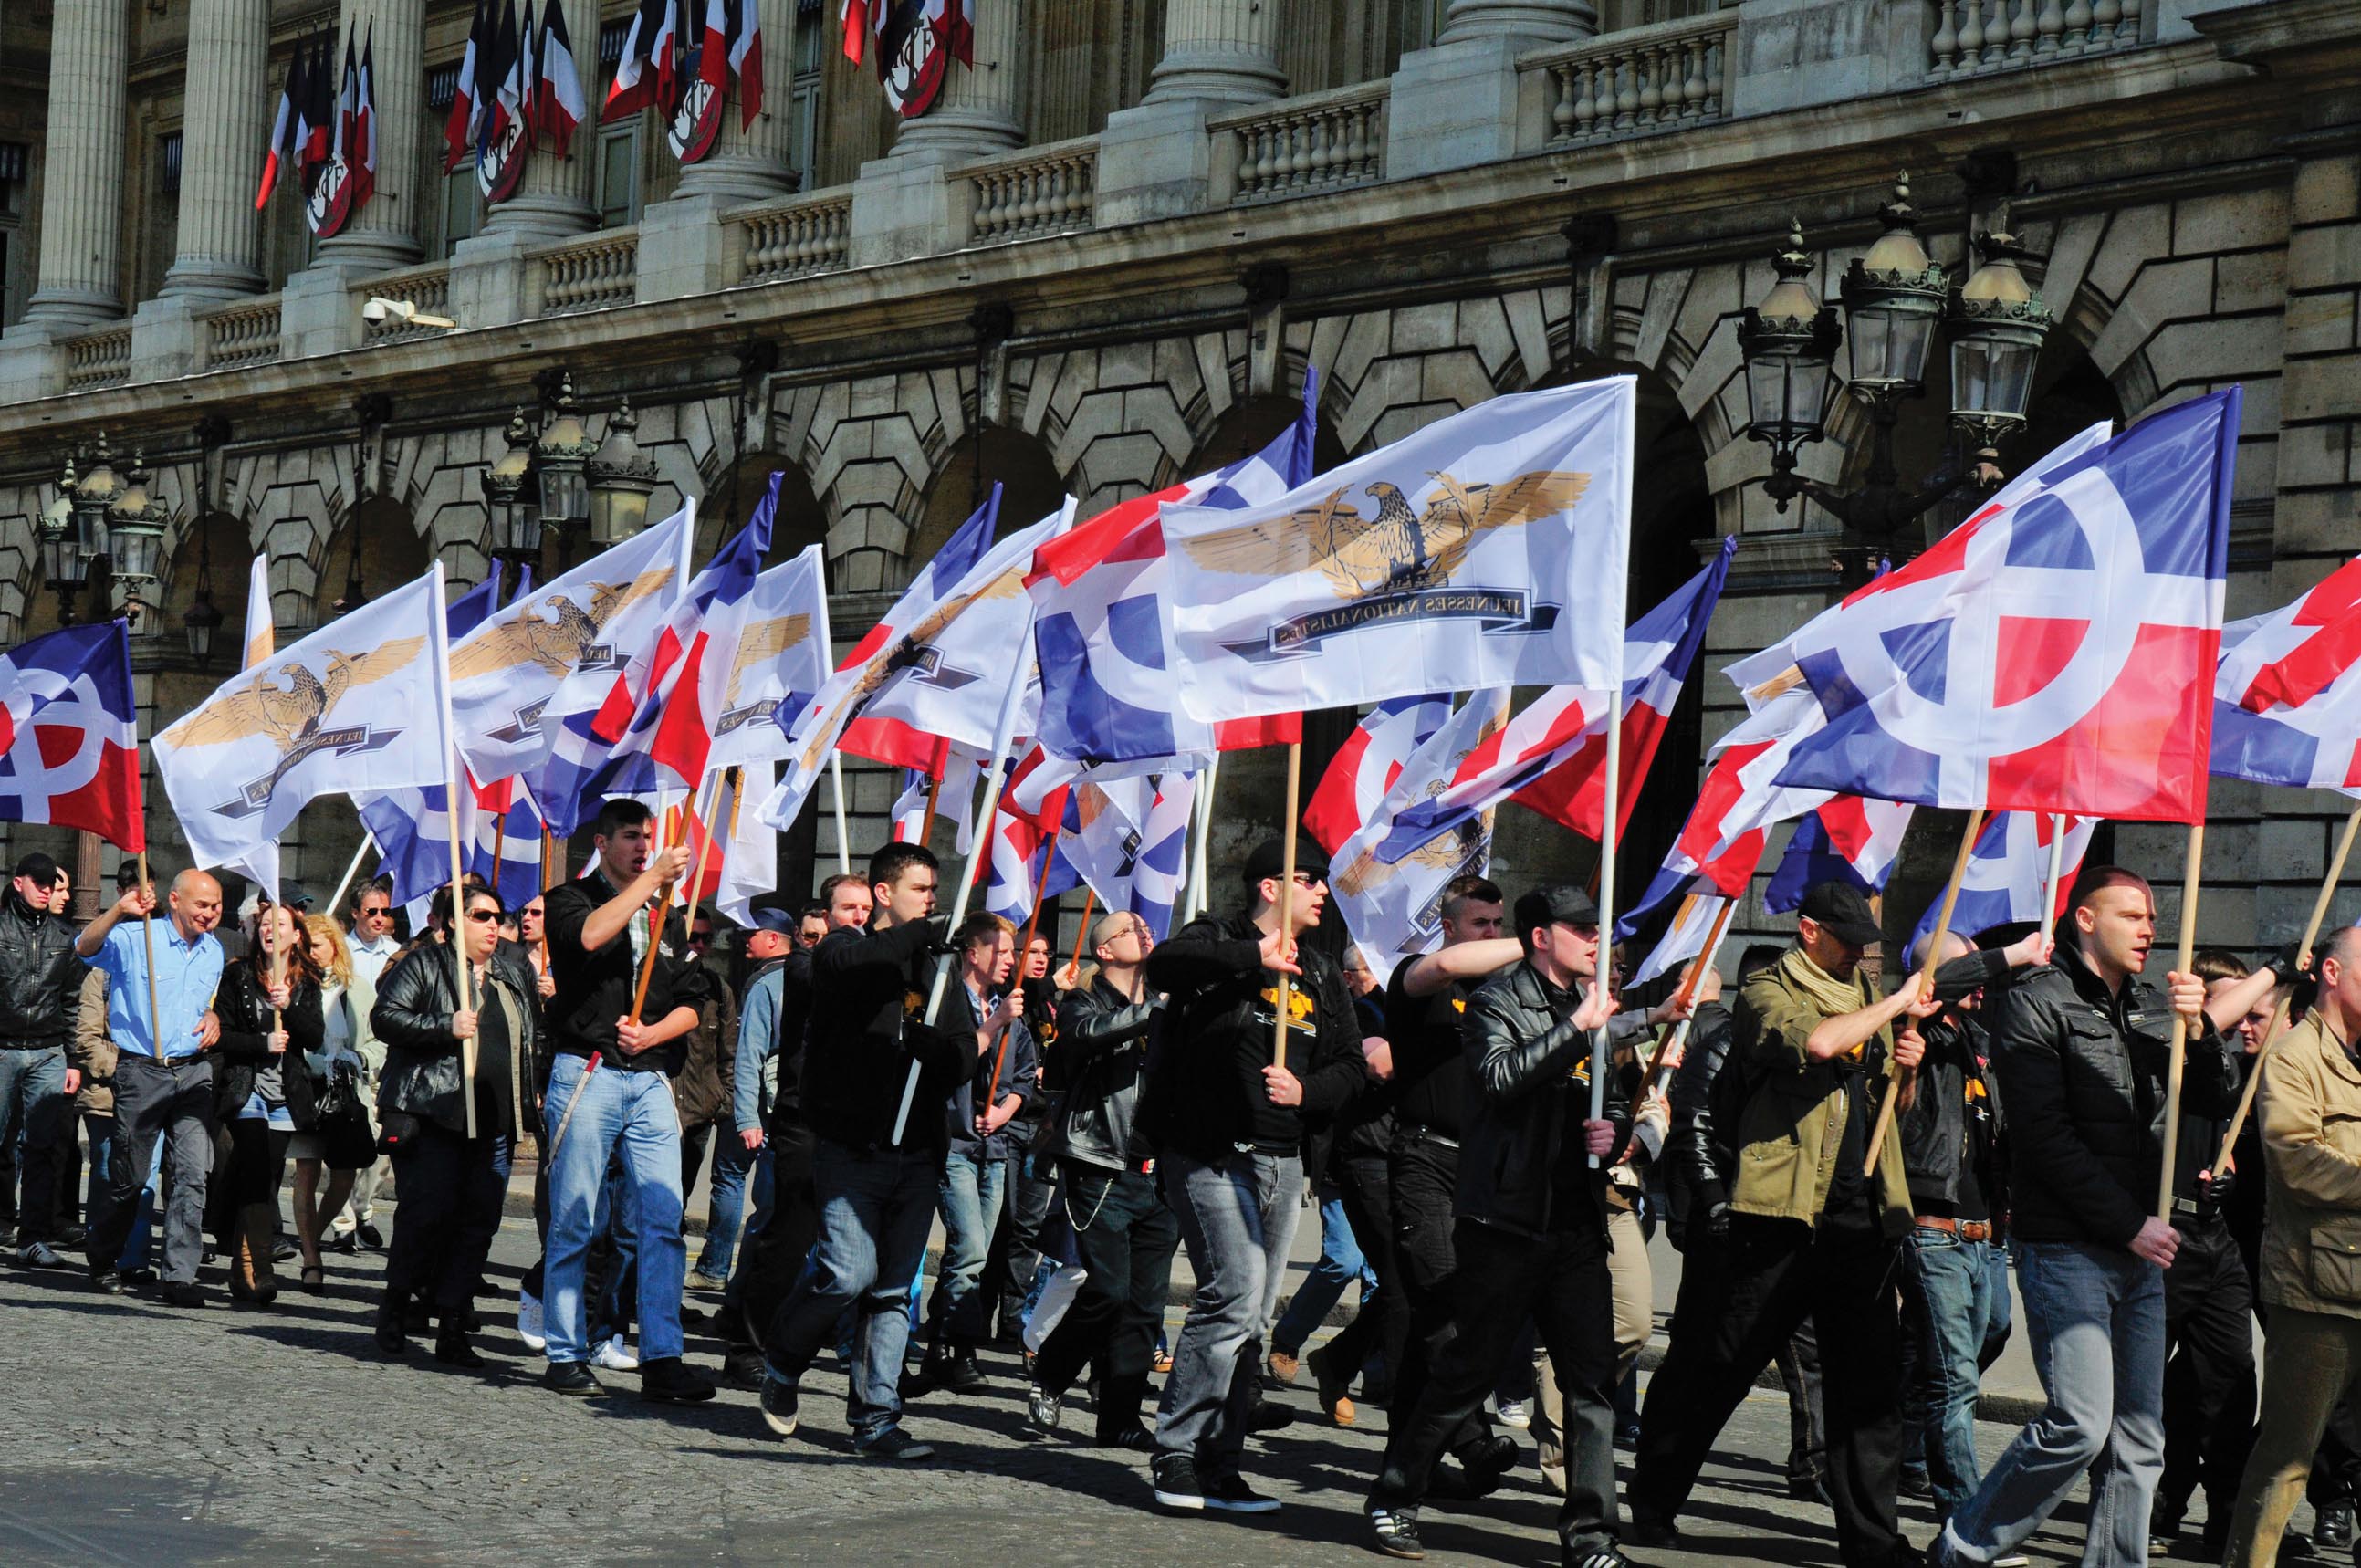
[105,453,167,625]
[533,372,596,542]
[587,398,659,547]
[482,407,541,593]
[480,376,663,584]
[1739,174,2056,569]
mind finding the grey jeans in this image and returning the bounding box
[1936,1239,2166,1568]
[1154,1146,1306,1474]
[0,1045,69,1245]
[85,1053,214,1285]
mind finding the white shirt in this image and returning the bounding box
[348,929,400,992]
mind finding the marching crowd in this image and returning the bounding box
[12,797,2361,1568]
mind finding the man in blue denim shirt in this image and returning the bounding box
[78,869,225,1306]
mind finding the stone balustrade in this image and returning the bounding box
[1527,12,1736,150]
[357,266,454,344]
[62,326,133,392]
[1927,0,2150,78]
[203,299,282,370]
[535,232,640,317]
[736,193,853,286]
[1213,82,1387,205]
[966,141,1100,244]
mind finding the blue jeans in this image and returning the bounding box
[0,1046,68,1245]
[540,1056,687,1365]
[1936,1239,2164,1568]
[1156,1147,1307,1473]
[763,1139,943,1444]
[1904,1228,2013,1517]
[695,1132,757,1279]
[1272,1183,1373,1354]
[927,1151,1008,1346]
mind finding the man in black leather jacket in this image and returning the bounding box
[1366,884,1688,1568]
[0,852,86,1268]
[1026,910,1179,1449]
[1931,866,2238,1568]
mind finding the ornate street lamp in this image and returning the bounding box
[40,457,85,623]
[1738,219,1840,507]
[183,532,225,664]
[482,407,541,583]
[106,453,167,624]
[69,433,120,569]
[1948,230,2055,462]
[533,373,596,535]
[1839,175,1948,395]
[586,398,659,546]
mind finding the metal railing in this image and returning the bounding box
[966,141,1099,244]
[736,191,853,284]
[204,300,283,371]
[62,325,133,392]
[1215,83,1388,205]
[1927,0,2150,79]
[535,231,639,316]
[1527,11,1737,149]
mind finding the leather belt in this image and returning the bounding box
[1403,1124,1460,1151]
[1914,1215,2001,1242]
[2172,1196,2224,1222]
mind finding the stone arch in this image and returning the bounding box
[716,447,829,568]
[317,491,432,621]
[906,424,1070,580]
[781,367,971,593]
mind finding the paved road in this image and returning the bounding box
[0,1210,2272,1566]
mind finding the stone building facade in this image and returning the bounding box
[0,0,2353,959]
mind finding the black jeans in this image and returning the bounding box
[85,1054,214,1285]
[1384,1129,1493,1461]
[982,1130,1065,1338]
[2159,1218,2257,1521]
[1035,1159,1181,1437]
[382,1122,512,1320]
[1316,1150,1408,1396]
[1373,1218,1622,1556]
[1633,1212,1906,1566]
[726,1120,820,1354]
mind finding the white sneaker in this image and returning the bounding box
[1496,1398,1530,1430]
[591,1335,640,1371]
[517,1289,547,1352]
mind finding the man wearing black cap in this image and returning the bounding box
[1629,880,1930,1568]
[1141,837,1369,1515]
[0,852,87,1268]
[1365,883,1689,1566]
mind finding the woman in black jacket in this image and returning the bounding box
[213,902,326,1307]
[371,883,534,1366]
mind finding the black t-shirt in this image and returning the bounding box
[474,976,516,1138]
[1385,964,1471,1140]
[542,872,703,1074]
[1823,1063,1873,1220]
[1245,976,1318,1152]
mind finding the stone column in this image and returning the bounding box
[1438,0,1596,42]
[891,0,1025,157]
[316,0,427,272]
[160,0,273,299]
[1143,0,1286,106]
[21,0,131,324]
[671,0,798,202]
[482,0,598,239]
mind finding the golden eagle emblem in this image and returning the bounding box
[161,638,428,751]
[448,566,675,683]
[1176,470,1590,600]
[723,612,812,706]
[796,569,1027,772]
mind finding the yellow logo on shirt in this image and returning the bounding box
[1451,998,1466,1014]
[1259,984,1317,1032]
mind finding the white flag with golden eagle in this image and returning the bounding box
[1160,376,1635,722]
[707,544,831,774]
[155,564,454,887]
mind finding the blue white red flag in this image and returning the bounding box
[1331,691,1510,980]
[1771,390,2241,822]
[1027,377,1318,769]
[2211,555,2361,796]
[1907,810,2094,951]
[708,542,831,773]
[889,768,931,843]
[1303,695,1451,858]
[1161,376,1635,725]
[1130,773,1196,940]
[451,501,693,809]
[1612,729,1792,946]
[757,489,1000,831]
[0,622,144,851]
[1374,537,1732,861]
[1630,893,1729,988]
[1762,796,1915,914]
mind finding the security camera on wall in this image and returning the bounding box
[360,296,458,330]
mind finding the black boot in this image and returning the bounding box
[434,1323,486,1369]
[374,1298,408,1356]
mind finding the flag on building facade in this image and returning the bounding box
[0,622,145,852]
[1771,389,2241,823]
[257,38,307,205]
[534,0,586,144]
[444,0,486,169]
[605,0,681,120]
[1160,375,1635,726]
[728,0,764,124]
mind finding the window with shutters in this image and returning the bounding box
[597,123,642,229]
[789,0,822,190]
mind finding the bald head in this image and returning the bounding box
[169,871,224,937]
[1907,929,1974,973]
[2324,925,2361,973]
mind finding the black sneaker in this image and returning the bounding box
[1902,1468,1935,1500]
[941,1353,986,1393]
[89,1268,124,1295]
[1152,1454,1206,1511]
[1026,1382,1062,1435]
[434,1329,486,1370]
[1097,1426,1154,1452]
[1569,1552,1645,1568]
[162,1281,206,1309]
[1247,1400,1295,1435]
[640,1356,717,1403]
[1202,1471,1280,1514]
[543,1361,604,1396]
[758,1375,800,1437]
[1370,1506,1425,1560]
[1625,1515,1678,1549]
[1458,1434,1519,1496]
[357,1222,385,1249]
[854,1427,935,1461]
[719,1351,766,1391]
[18,1240,66,1269]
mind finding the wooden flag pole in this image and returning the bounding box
[918,767,945,850]
[1067,890,1098,979]
[539,821,557,975]
[632,769,722,1026]
[1863,805,1986,1181]
[1269,742,1304,1074]
[1644,898,1737,1094]
[2210,802,2361,1177]
[2157,824,2207,1223]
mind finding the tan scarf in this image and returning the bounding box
[1776,946,1877,1028]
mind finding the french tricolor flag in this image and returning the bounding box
[2212,553,2361,796]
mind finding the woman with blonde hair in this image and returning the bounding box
[288,913,378,1291]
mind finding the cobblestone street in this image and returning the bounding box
[0,1209,2229,1566]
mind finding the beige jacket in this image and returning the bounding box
[2258,1009,2361,1320]
[68,967,115,1117]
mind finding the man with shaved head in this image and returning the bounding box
[77,866,225,1306]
